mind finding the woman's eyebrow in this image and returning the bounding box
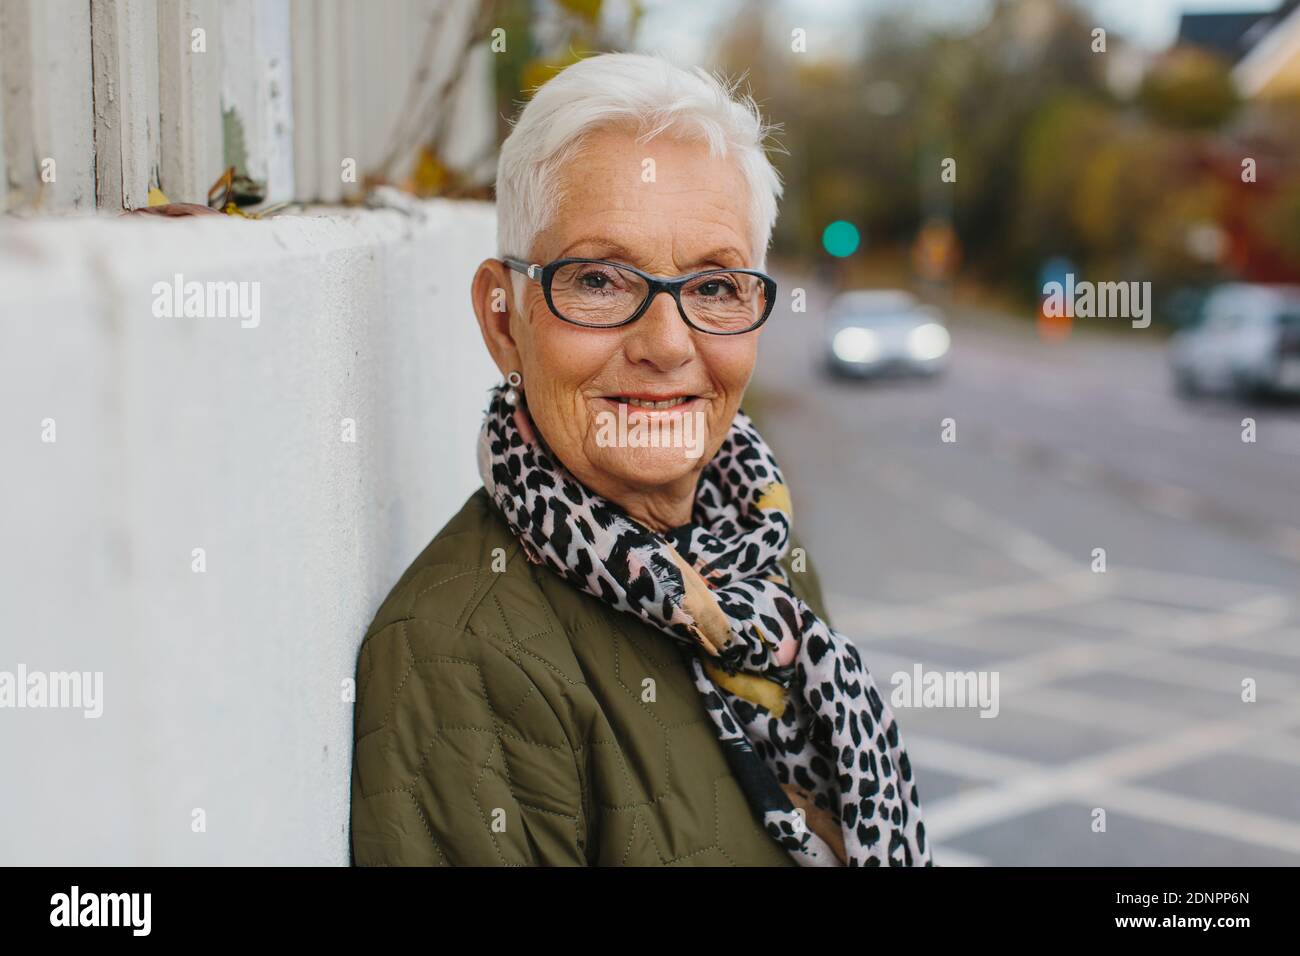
[692,247,747,269]
[560,238,637,261]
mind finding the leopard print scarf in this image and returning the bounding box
[477,386,932,867]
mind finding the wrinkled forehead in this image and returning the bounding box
[539,125,756,271]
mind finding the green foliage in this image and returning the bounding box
[709,0,1300,297]
[555,0,603,23]
[1139,48,1239,130]
[1252,179,1300,263]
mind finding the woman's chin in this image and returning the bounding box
[589,443,705,490]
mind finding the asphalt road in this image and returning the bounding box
[750,276,1300,866]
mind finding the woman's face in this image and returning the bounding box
[475,125,763,529]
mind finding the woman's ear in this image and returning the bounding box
[471,258,524,377]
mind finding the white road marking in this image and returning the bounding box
[827,570,1108,640]
[1011,685,1189,737]
[872,458,1081,575]
[1112,649,1299,698]
[820,399,1300,857]
[1096,782,1300,857]
[915,700,1300,850]
[1110,566,1286,609]
[906,736,1042,782]
[1236,627,1300,659]
[987,593,1289,694]
[1241,733,1300,769]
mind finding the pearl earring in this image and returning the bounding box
[503,370,523,407]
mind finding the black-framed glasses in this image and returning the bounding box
[502,256,777,335]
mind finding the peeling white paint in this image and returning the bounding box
[218,0,295,204]
[4,0,490,212]
[0,0,96,211]
[253,0,295,203]
[91,0,160,210]
[157,0,223,203]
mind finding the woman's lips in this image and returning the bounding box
[597,394,703,415]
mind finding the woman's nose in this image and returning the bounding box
[622,290,695,372]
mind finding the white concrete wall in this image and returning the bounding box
[0,198,499,863]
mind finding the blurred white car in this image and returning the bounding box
[823,289,951,378]
[1169,283,1300,398]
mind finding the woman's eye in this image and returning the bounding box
[695,277,738,298]
[578,270,616,291]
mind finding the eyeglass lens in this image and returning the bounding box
[548,261,768,332]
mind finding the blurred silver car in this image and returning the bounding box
[823,289,951,378]
[1169,283,1300,398]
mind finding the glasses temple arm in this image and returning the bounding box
[501,257,542,280]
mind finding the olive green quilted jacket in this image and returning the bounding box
[350,488,833,866]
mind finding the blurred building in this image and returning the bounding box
[1234,1,1300,97]
[1177,0,1298,63]
[1176,0,1300,98]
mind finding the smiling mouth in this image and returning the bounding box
[603,394,700,410]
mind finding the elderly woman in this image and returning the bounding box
[351,52,929,867]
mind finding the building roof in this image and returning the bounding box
[1177,1,1299,61]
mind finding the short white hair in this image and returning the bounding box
[495,52,784,279]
